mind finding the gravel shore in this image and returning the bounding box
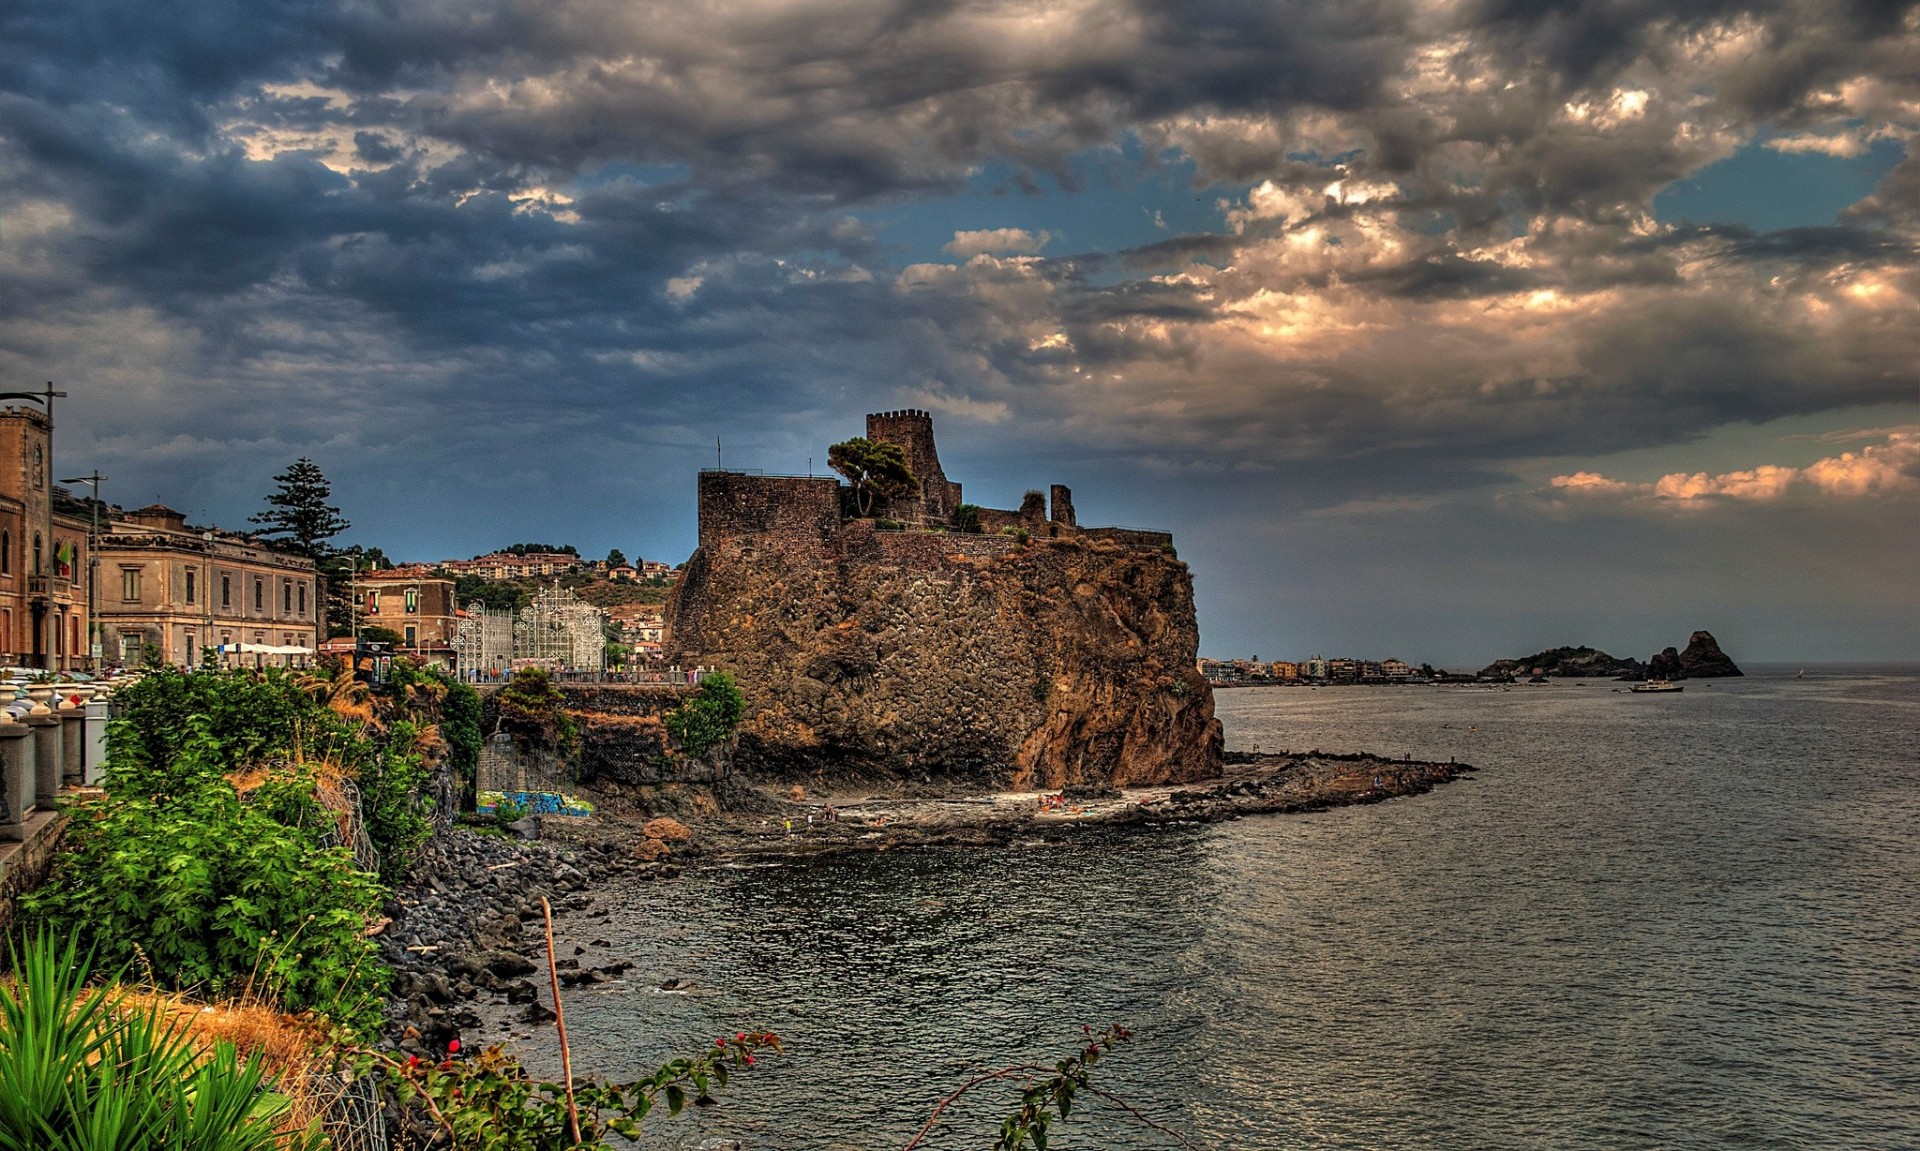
[379,751,1473,1051]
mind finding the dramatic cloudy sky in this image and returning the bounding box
[4,0,1918,664]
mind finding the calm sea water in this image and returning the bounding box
[515,665,1920,1150]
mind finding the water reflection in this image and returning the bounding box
[508,668,1920,1150]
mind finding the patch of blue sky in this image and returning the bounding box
[856,138,1249,266]
[1652,134,1904,231]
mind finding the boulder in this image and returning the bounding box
[641,817,693,841]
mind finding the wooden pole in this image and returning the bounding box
[541,895,581,1144]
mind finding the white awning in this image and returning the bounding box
[218,643,315,656]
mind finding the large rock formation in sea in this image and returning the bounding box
[1647,630,1744,679]
[666,413,1221,789]
[1479,645,1646,679]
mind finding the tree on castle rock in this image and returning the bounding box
[250,458,350,557]
[828,438,916,517]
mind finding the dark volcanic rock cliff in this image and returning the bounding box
[667,521,1221,789]
[1648,630,1743,679]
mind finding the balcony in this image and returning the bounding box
[25,575,73,605]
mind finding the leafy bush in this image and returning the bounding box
[495,668,579,759]
[23,745,390,1033]
[440,676,484,793]
[1001,526,1030,545]
[0,932,323,1151]
[953,503,983,533]
[664,672,746,759]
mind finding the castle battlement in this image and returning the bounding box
[695,412,1172,552]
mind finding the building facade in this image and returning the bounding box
[0,406,94,670]
[438,552,584,580]
[357,567,458,662]
[94,505,322,668]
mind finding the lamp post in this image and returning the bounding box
[58,471,106,671]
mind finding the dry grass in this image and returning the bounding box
[113,987,344,1139]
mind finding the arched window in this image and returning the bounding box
[32,534,42,574]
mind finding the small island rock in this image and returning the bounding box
[1647,630,1743,679]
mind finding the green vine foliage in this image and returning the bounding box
[382,1033,779,1150]
[663,672,745,759]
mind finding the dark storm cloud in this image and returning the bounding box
[1,0,1918,597]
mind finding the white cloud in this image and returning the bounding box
[944,228,1052,257]
[1549,434,1919,505]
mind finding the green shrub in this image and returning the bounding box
[953,503,983,533]
[875,518,903,531]
[0,931,322,1151]
[495,668,578,759]
[664,672,746,759]
[22,750,389,1033]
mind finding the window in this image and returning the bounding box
[298,584,307,615]
[1,530,8,574]
[32,534,42,574]
[283,581,292,613]
[70,616,80,655]
[185,568,196,604]
[404,588,419,614]
[185,633,195,665]
[403,625,417,646]
[366,590,380,614]
[221,574,231,607]
[120,567,140,602]
[121,631,142,659]
[254,579,263,611]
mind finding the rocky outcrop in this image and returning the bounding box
[1648,630,1743,679]
[1479,645,1645,679]
[667,524,1220,789]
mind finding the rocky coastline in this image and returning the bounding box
[379,749,1473,1050]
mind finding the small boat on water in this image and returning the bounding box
[1631,679,1684,693]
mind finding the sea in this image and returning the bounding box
[510,665,1920,1150]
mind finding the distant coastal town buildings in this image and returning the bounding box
[1200,654,1430,686]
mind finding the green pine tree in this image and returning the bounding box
[250,458,350,557]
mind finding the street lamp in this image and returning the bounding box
[59,471,106,670]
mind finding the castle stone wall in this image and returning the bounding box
[1079,527,1175,549]
[696,472,841,550]
[1049,485,1077,530]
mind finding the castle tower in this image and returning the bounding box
[866,409,963,524]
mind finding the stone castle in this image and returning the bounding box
[694,409,1173,551]
[668,411,1219,788]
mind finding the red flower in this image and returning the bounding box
[448,1039,461,1055]
[406,1055,421,1069]
[744,1055,755,1066]
[715,1038,726,1047]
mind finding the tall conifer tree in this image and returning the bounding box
[250,458,350,557]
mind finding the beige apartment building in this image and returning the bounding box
[357,567,457,662]
[96,505,322,667]
[0,405,94,671]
